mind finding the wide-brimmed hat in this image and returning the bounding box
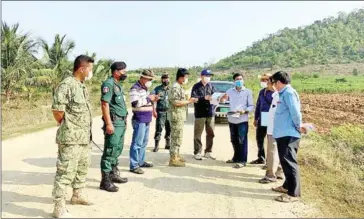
[258,73,272,80]
[140,69,155,80]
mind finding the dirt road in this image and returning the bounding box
[1,107,314,218]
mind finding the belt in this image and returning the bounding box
[157,108,169,112]
[111,115,126,121]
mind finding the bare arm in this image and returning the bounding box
[101,101,112,126]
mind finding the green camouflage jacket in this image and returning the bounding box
[52,76,92,145]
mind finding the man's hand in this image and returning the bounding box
[188,97,198,104]
[239,110,247,115]
[106,124,115,135]
[299,126,307,134]
[148,94,159,102]
[253,120,258,127]
[204,95,212,101]
[220,93,228,102]
[153,111,158,118]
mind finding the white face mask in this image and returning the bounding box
[145,81,152,88]
[183,78,188,84]
[85,71,93,81]
[260,82,267,88]
[202,76,211,83]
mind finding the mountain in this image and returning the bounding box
[213,9,364,70]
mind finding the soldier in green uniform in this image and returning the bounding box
[168,68,198,167]
[99,62,129,192]
[152,73,171,152]
[51,55,94,218]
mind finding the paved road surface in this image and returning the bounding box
[2,107,313,218]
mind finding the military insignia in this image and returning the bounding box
[114,86,120,92]
[103,87,109,93]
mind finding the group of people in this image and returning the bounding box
[50,54,306,218]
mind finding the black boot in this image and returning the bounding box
[165,139,171,150]
[100,171,119,192]
[153,140,160,152]
[110,166,128,184]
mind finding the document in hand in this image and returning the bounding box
[210,92,224,105]
[260,112,269,127]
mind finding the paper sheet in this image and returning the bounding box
[210,92,223,105]
[260,112,269,127]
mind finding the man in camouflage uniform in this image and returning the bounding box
[51,55,94,218]
[168,68,198,167]
[99,62,129,193]
[152,73,171,152]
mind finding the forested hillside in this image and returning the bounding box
[213,9,364,70]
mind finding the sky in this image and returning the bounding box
[2,1,364,70]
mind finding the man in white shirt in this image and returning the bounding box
[221,73,255,168]
[258,79,284,183]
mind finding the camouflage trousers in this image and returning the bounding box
[170,120,184,156]
[52,144,91,204]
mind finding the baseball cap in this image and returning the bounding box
[201,69,213,76]
[110,62,127,72]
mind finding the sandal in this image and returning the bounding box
[275,194,299,203]
[140,162,153,168]
[259,177,277,184]
[233,163,246,168]
[272,186,288,194]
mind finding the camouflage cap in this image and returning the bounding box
[140,69,155,80]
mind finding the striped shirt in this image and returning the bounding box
[129,81,153,123]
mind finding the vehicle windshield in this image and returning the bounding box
[211,82,234,93]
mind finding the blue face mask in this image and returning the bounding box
[235,80,244,88]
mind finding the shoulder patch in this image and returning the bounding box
[103,86,110,93]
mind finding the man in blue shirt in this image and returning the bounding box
[221,73,255,168]
[270,71,307,203]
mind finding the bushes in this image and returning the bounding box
[299,125,364,217]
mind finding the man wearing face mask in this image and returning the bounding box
[99,62,129,193]
[220,73,255,168]
[251,73,274,166]
[191,69,217,160]
[51,55,94,218]
[129,69,159,174]
[151,73,171,152]
[168,68,198,167]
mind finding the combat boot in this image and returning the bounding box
[165,139,171,150]
[169,155,186,167]
[52,200,73,218]
[70,188,93,205]
[153,140,160,152]
[177,153,186,162]
[110,166,128,184]
[100,171,119,192]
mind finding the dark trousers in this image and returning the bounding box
[101,121,126,173]
[276,136,301,197]
[154,111,171,141]
[229,122,249,163]
[194,117,215,155]
[256,125,267,160]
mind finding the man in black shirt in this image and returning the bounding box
[191,69,217,160]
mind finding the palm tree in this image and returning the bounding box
[39,34,75,82]
[1,22,39,103]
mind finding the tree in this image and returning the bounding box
[39,34,75,83]
[1,22,39,103]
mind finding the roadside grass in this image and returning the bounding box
[299,124,364,218]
